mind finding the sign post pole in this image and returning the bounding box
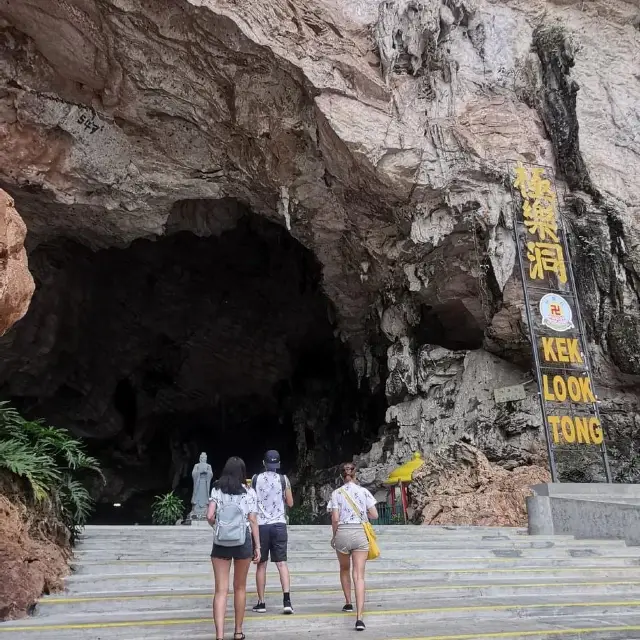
[512,192,559,482]
[553,185,613,483]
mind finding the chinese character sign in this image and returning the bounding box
[510,162,611,481]
[514,165,567,285]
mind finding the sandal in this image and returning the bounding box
[234,633,246,640]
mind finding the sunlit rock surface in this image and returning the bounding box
[0,190,33,335]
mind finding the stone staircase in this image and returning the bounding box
[2,524,640,639]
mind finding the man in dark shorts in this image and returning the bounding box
[251,450,294,614]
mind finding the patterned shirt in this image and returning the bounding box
[209,487,257,523]
[327,482,376,524]
[253,472,291,525]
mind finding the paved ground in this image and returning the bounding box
[2,524,640,639]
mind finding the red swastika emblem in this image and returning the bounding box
[550,304,561,316]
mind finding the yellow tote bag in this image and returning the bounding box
[339,489,380,561]
[363,521,380,560]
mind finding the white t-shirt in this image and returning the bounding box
[253,471,291,525]
[209,487,257,523]
[327,482,377,524]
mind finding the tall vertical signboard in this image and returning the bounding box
[509,162,612,482]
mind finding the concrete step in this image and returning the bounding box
[74,545,640,567]
[75,532,633,550]
[51,576,640,600]
[4,596,640,637]
[33,580,640,616]
[6,618,640,640]
[75,532,538,543]
[81,525,530,534]
[74,538,632,550]
[72,528,570,538]
[61,566,640,593]
[10,592,640,625]
[68,555,640,577]
[3,525,640,640]
[4,621,640,640]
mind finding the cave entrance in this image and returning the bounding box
[1,202,384,524]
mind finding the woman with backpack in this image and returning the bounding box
[207,456,261,640]
[328,462,378,631]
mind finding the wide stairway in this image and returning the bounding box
[2,525,640,639]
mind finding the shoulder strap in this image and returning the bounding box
[216,491,227,507]
[280,474,288,514]
[339,488,365,524]
[252,474,258,489]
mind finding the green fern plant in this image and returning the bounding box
[58,474,95,528]
[0,410,103,479]
[0,402,102,535]
[0,439,61,501]
[151,492,185,525]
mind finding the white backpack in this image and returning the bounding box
[213,494,247,547]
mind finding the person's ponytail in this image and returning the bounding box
[340,462,356,482]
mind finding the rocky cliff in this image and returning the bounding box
[0,0,639,517]
[409,441,551,526]
[0,190,33,335]
[0,473,70,620]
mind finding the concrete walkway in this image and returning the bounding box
[2,524,640,639]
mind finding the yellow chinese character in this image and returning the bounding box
[526,242,567,283]
[513,165,557,205]
[513,165,530,199]
[529,168,557,204]
[523,199,559,242]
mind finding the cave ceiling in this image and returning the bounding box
[0,0,513,353]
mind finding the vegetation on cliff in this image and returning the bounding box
[0,402,103,536]
[0,403,104,619]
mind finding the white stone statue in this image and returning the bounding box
[190,452,213,520]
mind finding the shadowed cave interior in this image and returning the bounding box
[0,192,491,524]
[1,204,388,523]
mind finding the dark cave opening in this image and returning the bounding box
[0,207,385,523]
[113,379,138,437]
[413,301,484,352]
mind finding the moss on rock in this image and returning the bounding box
[532,25,597,197]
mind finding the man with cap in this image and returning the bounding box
[251,449,294,614]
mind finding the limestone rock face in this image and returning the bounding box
[409,441,551,526]
[0,190,33,335]
[352,344,545,489]
[0,0,639,516]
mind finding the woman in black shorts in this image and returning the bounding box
[207,457,260,640]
